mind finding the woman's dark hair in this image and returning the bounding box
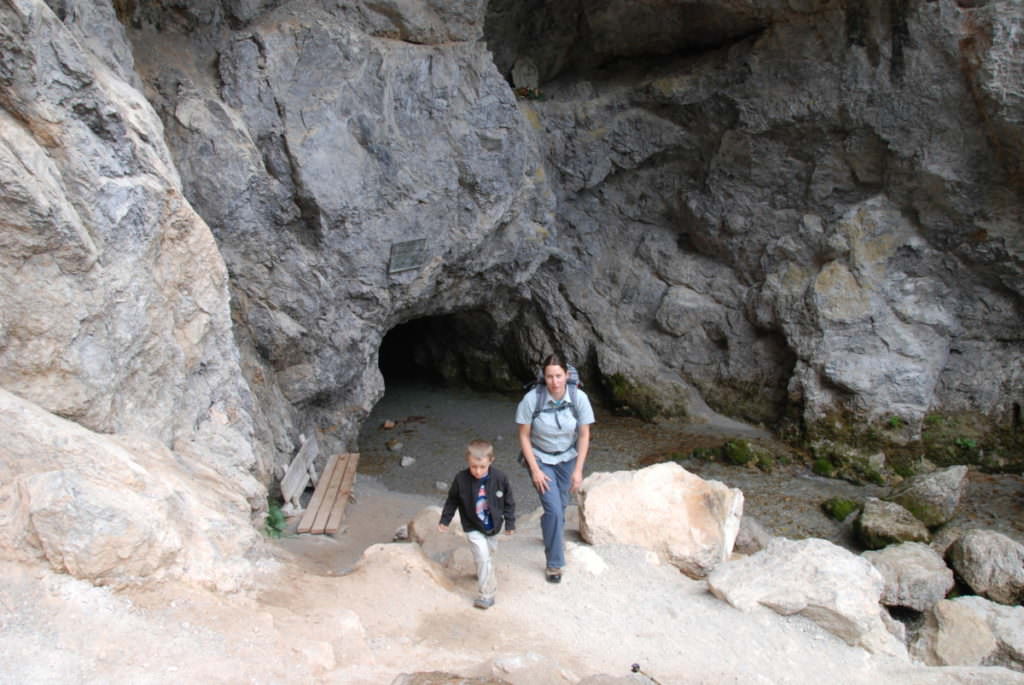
[540,353,568,373]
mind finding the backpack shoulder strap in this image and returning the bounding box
[567,383,580,421]
[530,383,546,421]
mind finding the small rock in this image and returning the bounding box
[386,439,403,452]
[400,456,416,468]
[889,465,968,527]
[435,481,449,492]
[862,542,954,611]
[946,529,1024,605]
[392,525,409,541]
[954,595,1024,671]
[854,497,930,550]
[381,419,397,430]
[910,599,997,667]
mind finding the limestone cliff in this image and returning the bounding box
[2,0,1023,516]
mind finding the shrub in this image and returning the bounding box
[812,458,835,477]
[821,497,859,521]
[723,439,754,466]
[691,446,719,461]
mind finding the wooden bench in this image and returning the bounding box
[296,453,359,535]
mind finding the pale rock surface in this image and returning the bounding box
[889,466,969,527]
[862,542,954,611]
[911,599,998,667]
[947,530,1024,606]
[855,497,930,549]
[955,596,1024,672]
[578,462,743,578]
[707,537,905,657]
[0,0,263,489]
[0,389,258,591]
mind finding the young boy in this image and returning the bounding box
[438,439,515,609]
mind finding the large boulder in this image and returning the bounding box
[855,497,930,550]
[947,530,1024,606]
[911,599,998,668]
[707,537,905,657]
[578,462,743,578]
[0,389,258,591]
[889,466,969,527]
[955,596,1024,672]
[862,542,954,612]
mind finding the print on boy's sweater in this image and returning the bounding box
[475,476,494,531]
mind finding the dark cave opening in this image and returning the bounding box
[378,310,529,395]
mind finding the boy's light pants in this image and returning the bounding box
[465,530,498,601]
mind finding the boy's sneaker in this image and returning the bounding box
[473,597,494,610]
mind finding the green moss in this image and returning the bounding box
[604,373,687,422]
[821,497,859,521]
[691,446,720,461]
[812,458,836,477]
[756,454,776,472]
[723,439,754,466]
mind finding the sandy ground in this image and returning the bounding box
[3,382,1023,684]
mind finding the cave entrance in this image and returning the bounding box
[363,309,533,494]
[378,309,527,393]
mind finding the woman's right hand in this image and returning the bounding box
[531,467,551,493]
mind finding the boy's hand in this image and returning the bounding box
[437,524,449,533]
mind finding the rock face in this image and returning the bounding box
[862,542,954,612]
[577,462,743,578]
[855,497,931,550]
[0,0,264,492]
[707,537,905,657]
[0,390,258,591]
[101,0,1022,471]
[889,466,969,527]
[947,530,1024,606]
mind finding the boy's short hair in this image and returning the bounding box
[466,439,495,462]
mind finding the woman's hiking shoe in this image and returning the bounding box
[545,568,562,584]
[473,597,494,609]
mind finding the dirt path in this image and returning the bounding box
[3,382,1022,684]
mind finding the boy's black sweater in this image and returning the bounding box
[439,467,515,535]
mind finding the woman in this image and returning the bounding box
[516,353,595,583]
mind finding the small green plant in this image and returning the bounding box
[821,497,859,521]
[723,439,754,466]
[924,414,944,428]
[690,446,719,461]
[264,500,287,539]
[887,416,905,429]
[812,458,836,477]
[954,437,977,450]
[756,454,776,472]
